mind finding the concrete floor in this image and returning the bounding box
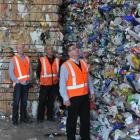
[0,119,66,140]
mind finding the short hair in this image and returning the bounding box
[16,43,25,49]
[67,43,79,52]
[44,45,53,51]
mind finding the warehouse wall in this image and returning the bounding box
[0,0,63,116]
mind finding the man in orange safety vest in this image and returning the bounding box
[9,43,32,125]
[59,43,95,140]
[36,45,61,122]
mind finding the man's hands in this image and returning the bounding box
[64,100,71,107]
[13,82,16,88]
[63,94,96,107]
[90,94,96,102]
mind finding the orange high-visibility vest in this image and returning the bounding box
[40,57,60,85]
[64,59,88,98]
[13,55,30,82]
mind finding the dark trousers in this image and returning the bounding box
[12,83,29,123]
[37,84,58,121]
[66,95,90,140]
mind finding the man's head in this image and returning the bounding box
[44,45,53,57]
[16,44,25,56]
[67,43,80,58]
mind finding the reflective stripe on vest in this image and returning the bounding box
[14,56,30,80]
[14,56,22,78]
[40,57,60,85]
[66,61,76,86]
[64,59,88,98]
[67,83,88,90]
[56,58,59,73]
[26,56,30,64]
[66,61,88,90]
[18,75,30,80]
[80,59,88,71]
[41,57,59,78]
